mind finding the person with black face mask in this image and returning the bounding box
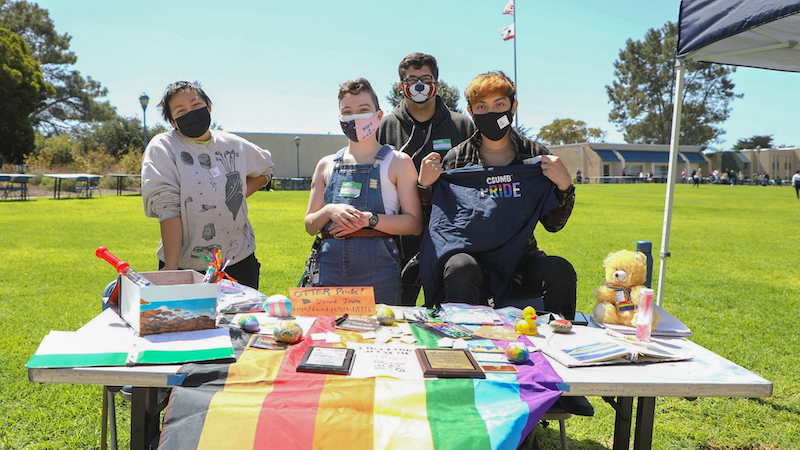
[141,81,274,289]
[417,71,577,319]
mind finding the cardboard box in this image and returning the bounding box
[119,270,217,335]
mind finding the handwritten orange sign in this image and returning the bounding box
[288,286,376,316]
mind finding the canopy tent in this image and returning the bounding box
[658,0,800,305]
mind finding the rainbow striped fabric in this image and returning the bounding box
[157,318,563,450]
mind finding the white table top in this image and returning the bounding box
[536,330,773,399]
[44,173,102,180]
[0,174,38,181]
[29,312,773,401]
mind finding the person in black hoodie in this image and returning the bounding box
[377,52,475,306]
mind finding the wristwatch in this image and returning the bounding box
[368,213,379,229]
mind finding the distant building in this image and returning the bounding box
[549,142,706,183]
[704,147,800,181]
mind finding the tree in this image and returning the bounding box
[536,118,607,145]
[386,80,464,113]
[0,0,115,135]
[0,26,52,163]
[606,22,741,148]
[74,113,167,157]
[732,135,773,150]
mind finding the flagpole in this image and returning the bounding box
[513,1,518,130]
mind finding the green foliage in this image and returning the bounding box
[2,187,799,448]
[606,22,741,148]
[385,79,463,113]
[0,26,52,164]
[25,132,76,168]
[536,118,607,145]
[732,134,774,150]
[0,0,115,135]
[74,114,166,157]
[117,147,144,173]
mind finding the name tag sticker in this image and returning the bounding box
[209,166,222,178]
[433,139,452,151]
[340,181,362,198]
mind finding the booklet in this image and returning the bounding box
[536,325,691,368]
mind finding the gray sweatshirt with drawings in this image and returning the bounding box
[142,129,273,271]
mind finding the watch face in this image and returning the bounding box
[369,214,379,228]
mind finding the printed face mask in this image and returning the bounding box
[402,81,437,104]
[339,112,380,142]
[174,107,211,139]
[473,109,514,141]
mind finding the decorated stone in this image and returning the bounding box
[376,305,395,326]
[265,294,293,318]
[274,321,304,343]
[238,315,260,333]
[549,319,573,333]
[505,343,530,364]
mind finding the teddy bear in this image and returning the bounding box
[592,249,659,328]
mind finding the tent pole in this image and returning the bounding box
[656,60,686,307]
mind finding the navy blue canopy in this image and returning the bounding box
[678,0,800,72]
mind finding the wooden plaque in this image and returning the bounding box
[415,348,485,379]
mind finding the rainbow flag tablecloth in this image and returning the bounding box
[157,318,563,450]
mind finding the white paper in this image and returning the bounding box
[346,343,424,380]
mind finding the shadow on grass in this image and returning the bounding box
[751,397,800,416]
[519,422,609,450]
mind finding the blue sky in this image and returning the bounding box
[38,0,800,149]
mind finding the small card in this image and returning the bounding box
[472,352,509,363]
[249,334,288,350]
[481,364,518,373]
[297,346,355,375]
[416,322,476,340]
[337,316,382,332]
[472,325,520,341]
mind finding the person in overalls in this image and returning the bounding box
[304,78,423,305]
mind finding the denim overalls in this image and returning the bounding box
[316,145,402,305]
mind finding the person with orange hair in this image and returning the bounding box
[417,71,577,318]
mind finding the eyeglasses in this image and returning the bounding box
[402,75,435,85]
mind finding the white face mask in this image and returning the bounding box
[339,112,379,142]
[402,81,437,103]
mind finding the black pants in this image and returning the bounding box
[437,251,576,319]
[159,252,261,290]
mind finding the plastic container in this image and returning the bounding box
[636,288,655,341]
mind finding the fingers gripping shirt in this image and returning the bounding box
[419,163,559,304]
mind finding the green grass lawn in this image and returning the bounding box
[1,183,799,449]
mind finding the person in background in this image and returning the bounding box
[417,71,576,319]
[792,169,800,199]
[142,81,273,289]
[305,78,422,306]
[376,52,475,306]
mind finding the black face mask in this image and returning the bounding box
[472,109,514,141]
[174,107,211,139]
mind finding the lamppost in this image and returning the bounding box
[139,93,149,148]
[295,136,301,178]
[755,145,761,177]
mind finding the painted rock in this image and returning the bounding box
[238,315,260,333]
[505,343,530,364]
[265,294,293,318]
[274,321,304,343]
[376,305,395,326]
[549,319,573,333]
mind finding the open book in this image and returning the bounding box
[592,304,693,337]
[536,325,691,368]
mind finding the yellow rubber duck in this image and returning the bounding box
[515,306,538,336]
